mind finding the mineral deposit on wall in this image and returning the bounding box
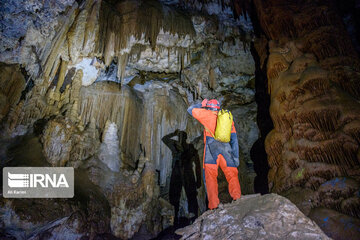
[253,0,360,238]
[0,0,258,238]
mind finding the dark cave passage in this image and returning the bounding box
[248,0,273,195]
[249,43,272,194]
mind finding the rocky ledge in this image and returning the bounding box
[176,194,331,240]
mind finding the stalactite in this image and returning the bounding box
[117,53,129,84]
[96,0,195,78]
[129,44,147,61]
[267,53,289,92]
[79,82,142,130]
[287,88,305,104]
[343,121,360,144]
[284,151,299,170]
[254,1,298,40]
[19,96,49,126]
[82,0,101,56]
[300,109,340,133]
[299,77,329,97]
[265,131,283,167]
[293,122,312,140]
[328,67,360,100]
[47,56,61,89]
[41,4,78,81]
[301,139,358,168]
[303,162,341,183]
[6,100,24,132]
[67,8,87,63]
[55,59,69,92]
[320,57,360,72]
[255,1,360,231]
[303,27,356,60]
[69,69,83,123]
[104,32,115,66]
[341,197,360,219]
[271,114,292,134]
[294,6,339,37]
[60,68,76,93]
[288,54,317,74]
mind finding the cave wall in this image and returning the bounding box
[0,0,258,238]
[253,0,360,238]
[3,0,360,238]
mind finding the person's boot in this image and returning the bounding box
[212,203,224,210]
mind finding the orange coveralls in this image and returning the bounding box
[188,104,241,209]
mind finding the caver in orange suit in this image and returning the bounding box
[187,99,241,209]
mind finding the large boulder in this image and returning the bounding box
[176,194,331,240]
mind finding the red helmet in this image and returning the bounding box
[205,99,220,109]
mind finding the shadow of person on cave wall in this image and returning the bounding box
[161,130,201,226]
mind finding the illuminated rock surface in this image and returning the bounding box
[0,0,360,239]
[252,0,360,238]
[0,0,257,239]
[176,194,331,240]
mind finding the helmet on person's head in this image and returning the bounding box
[205,99,220,110]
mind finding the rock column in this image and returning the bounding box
[253,0,360,237]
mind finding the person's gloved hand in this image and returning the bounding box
[201,99,208,107]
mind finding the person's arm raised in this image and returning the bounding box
[187,99,207,116]
[162,130,179,153]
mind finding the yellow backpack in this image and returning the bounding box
[205,109,233,143]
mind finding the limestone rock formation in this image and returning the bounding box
[1,0,360,239]
[2,0,360,239]
[0,63,25,121]
[0,168,111,239]
[253,0,360,238]
[176,193,331,240]
[41,117,74,167]
[0,0,257,238]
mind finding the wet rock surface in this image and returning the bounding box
[176,194,331,240]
